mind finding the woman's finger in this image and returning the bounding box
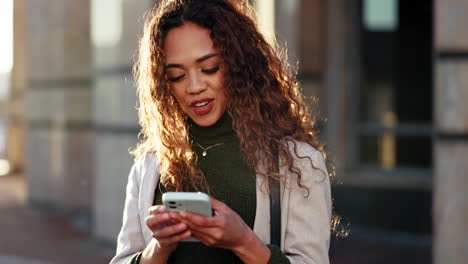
[169,211,203,230]
[179,210,219,227]
[209,197,228,211]
[157,229,192,247]
[145,212,171,230]
[153,223,188,238]
[190,229,216,246]
[148,205,166,215]
[174,215,223,241]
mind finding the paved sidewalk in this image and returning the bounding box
[0,174,113,264]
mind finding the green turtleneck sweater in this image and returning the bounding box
[131,112,290,264]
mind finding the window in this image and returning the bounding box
[355,0,433,174]
[330,0,434,236]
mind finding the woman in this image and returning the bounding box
[110,0,332,263]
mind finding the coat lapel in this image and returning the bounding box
[138,152,160,245]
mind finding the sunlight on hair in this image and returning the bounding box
[255,0,276,45]
[0,159,10,176]
[332,214,350,238]
[0,0,13,74]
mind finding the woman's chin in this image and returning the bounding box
[189,112,223,127]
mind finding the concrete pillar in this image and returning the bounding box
[91,0,151,242]
[274,0,299,70]
[323,0,357,169]
[297,0,326,119]
[273,0,326,123]
[25,0,93,214]
[7,0,26,174]
[434,0,468,263]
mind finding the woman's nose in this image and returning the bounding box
[187,72,207,94]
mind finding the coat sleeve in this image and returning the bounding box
[283,143,332,264]
[109,157,147,264]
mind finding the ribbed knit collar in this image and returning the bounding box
[188,111,238,145]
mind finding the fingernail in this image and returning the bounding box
[180,211,187,217]
[178,223,186,229]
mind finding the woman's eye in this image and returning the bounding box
[202,66,219,74]
[167,74,184,82]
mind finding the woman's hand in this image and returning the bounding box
[170,197,247,248]
[141,205,191,263]
[170,197,271,264]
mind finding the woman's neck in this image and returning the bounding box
[188,111,237,145]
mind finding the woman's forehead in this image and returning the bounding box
[163,22,218,64]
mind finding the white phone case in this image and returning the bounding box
[162,192,212,242]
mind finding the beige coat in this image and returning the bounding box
[110,141,331,264]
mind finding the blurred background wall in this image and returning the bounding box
[1,0,467,263]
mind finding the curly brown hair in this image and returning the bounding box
[133,0,332,195]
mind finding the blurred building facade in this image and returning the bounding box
[5,0,468,263]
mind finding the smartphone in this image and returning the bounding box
[162,192,212,242]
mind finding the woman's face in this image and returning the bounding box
[164,22,228,127]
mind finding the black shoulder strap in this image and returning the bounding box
[269,152,281,247]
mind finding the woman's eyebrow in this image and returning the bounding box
[164,53,219,69]
[196,53,218,63]
[165,63,182,69]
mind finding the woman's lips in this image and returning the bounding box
[190,99,214,115]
